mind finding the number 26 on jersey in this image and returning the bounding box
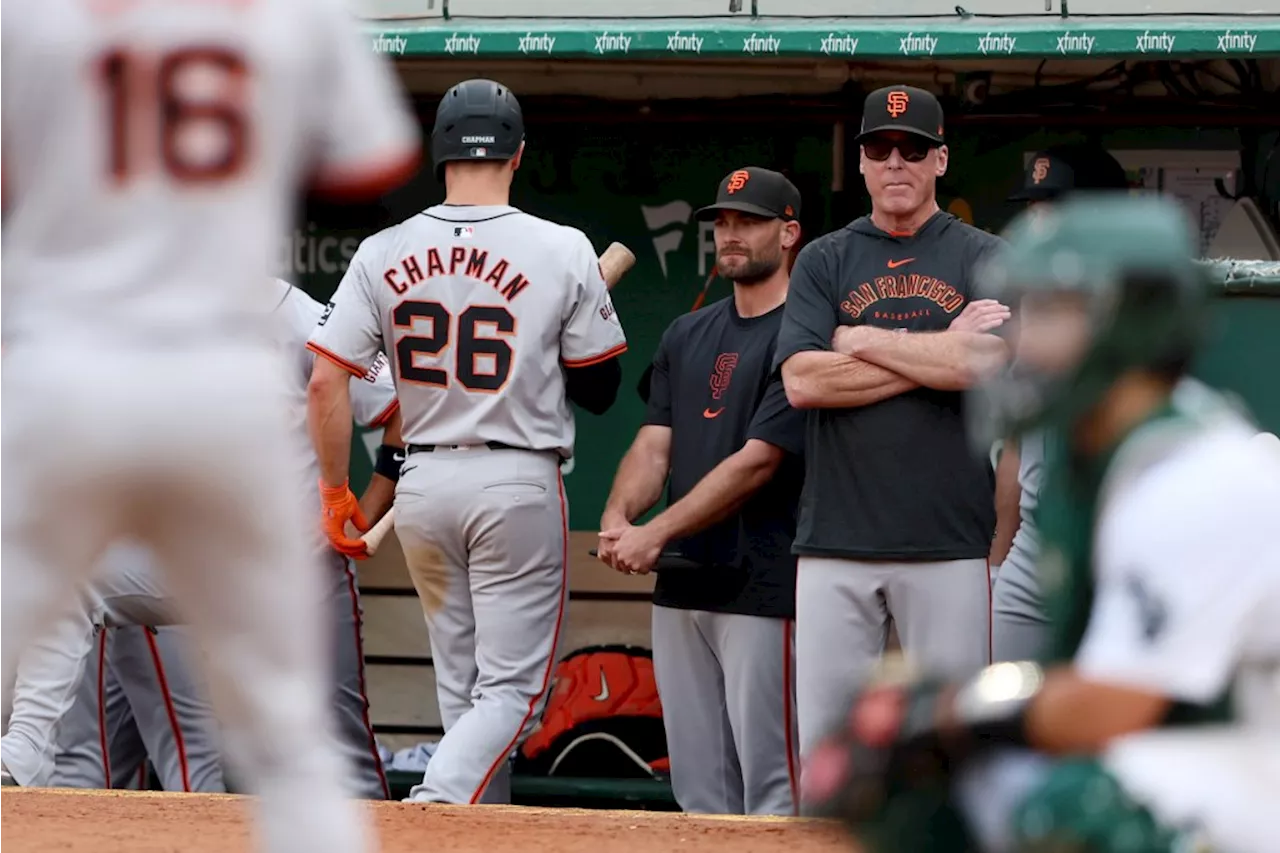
[396,301,516,394]
[97,47,250,184]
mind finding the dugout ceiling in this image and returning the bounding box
[353,0,1280,103]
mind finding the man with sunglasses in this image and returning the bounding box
[772,84,1012,759]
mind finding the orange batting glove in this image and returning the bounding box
[319,479,371,559]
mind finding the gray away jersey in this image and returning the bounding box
[308,205,627,458]
[272,279,397,552]
[2,0,419,347]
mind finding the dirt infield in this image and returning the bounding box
[0,789,859,853]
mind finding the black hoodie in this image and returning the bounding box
[771,210,1004,560]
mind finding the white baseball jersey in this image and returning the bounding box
[1076,412,1280,728]
[307,204,627,458]
[1,0,419,347]
[271,279,398,553]
[1071,409,1280,853]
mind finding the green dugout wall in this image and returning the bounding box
[300,17,1280,525]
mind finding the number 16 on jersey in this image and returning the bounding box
[98,46,250,185]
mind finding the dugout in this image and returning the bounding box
[307,0,1280,810]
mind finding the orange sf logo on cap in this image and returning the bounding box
[886,90,910,118]
[726,170,750,193]
[1032,157,1051,184]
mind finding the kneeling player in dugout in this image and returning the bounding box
[801,194,1280,853]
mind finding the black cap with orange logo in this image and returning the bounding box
[1007,143,1130,202]
[856,85,945,145]
[695,167,802,222]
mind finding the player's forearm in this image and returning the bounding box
[601,446,670,528]
[850,328,1008,391]
[307,365,355,488]
[357,409,402,522]
[357,475,396,524]
[1025,668,1172,754]
[646,442,781,544]
[781,351,918,410]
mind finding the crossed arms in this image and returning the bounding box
[780,299,1011,410]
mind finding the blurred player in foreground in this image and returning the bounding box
[3,279,402,799]
[1,0,419,849]
[800,194,1280,853]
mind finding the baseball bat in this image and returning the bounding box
[690,264,719,312]
[598,241,637,291]
[358,241,638,557]
[588,548,703,573]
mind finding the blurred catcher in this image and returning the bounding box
[800,194,1280,853]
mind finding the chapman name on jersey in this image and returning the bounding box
[381,244,531,302]
[307,204,626,459]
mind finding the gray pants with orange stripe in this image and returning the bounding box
[395,446,568,805]
[794,556,992,762]
[651,607,799,816]
[53,625,224,792]
[1,541,389,798]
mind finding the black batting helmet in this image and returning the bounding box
[431,78,524,181]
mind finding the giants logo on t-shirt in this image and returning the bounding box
[709,352,739,400]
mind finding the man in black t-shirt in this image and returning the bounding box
[771,86,1013,760]
[597,167,806,816]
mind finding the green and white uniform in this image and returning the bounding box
[1006,390,1280,852]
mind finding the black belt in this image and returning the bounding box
[406,441,520,454]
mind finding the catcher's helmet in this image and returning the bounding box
[430,78,524,181]
[967,193,1209,453]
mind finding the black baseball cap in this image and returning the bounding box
[856,85,945,145]
[1008,143,1129,201]
[695,167,802,222]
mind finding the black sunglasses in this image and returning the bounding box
[862,136,937,163]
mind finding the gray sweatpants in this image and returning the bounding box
[397,446,568,805]
[651,606,799,816]
[795,557,991,757]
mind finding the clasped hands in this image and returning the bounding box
[596,516,666,576]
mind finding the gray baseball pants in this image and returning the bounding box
[795,557,991,758]
[53,625,225,792]
[651,606,799,815]
[990,537,1050,664]
[396,445,568,806]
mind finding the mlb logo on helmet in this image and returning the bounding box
[1032,157,1052,184]
[726,170,750,194]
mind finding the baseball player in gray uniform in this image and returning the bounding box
[1,280,400,798]
[989,144,1130,662]
[306,78,628,806]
